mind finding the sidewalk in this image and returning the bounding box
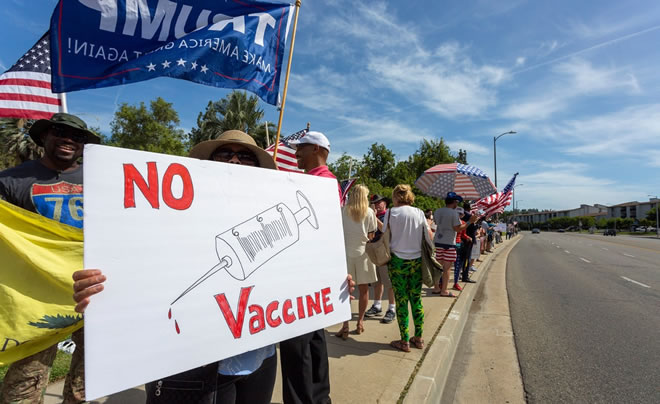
[44,237,520,404]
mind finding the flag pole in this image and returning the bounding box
[272,0,302,162]
[60,92,68,113]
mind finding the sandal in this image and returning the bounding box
[354,322,365,335]
[410,336,425,349]
[439,292,456,297]
[335,325,349,340]
[390,339,411,353]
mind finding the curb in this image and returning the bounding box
[402,236,523,403]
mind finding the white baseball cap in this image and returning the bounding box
[288,131,331,152]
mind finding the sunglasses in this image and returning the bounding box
[51,126,88,144]
[211,149,258,165]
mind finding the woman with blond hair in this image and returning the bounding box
[383,184,433,352]
[336,184,378,339]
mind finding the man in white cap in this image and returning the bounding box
[280,130,335,404]
[288,131,341,199]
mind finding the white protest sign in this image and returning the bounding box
[82,145,350,400]
[495,223,506,232]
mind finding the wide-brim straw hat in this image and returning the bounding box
[29,113,101,146]
[189,130,277,170]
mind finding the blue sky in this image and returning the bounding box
[2,0,660,210]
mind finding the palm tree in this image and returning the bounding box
[189,91,271,148]
[0,118,42,169]
[216,91,264,136]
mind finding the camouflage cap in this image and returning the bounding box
[29,113,101,146]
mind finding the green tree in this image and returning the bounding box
[407,138,455,181]
[360,143,396,187]
[647,206,658,222]
[188,91,268,148]
[0,118,42,169]
[109,97,186,156]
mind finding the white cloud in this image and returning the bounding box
[447,140,490,156]
[502,58,640,121]
[331,115,429,145]
[297,1,510,119]
[549,104,660,156]
[368,45,509,118]
[511,169,644,210]
[515,57,526,67]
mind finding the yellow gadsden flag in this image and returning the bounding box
[0,199,83,366]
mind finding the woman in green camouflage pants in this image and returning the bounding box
[383,185,433,352]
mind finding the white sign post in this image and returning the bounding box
[82,145,350,400]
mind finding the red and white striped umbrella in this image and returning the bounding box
[415,163,496,200]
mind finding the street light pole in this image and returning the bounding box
[493,130,516,188]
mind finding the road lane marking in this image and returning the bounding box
[580,258,591,263]
[564,250,571,254]
[623,253,635,258]
[601,247,609,251]
[621,276,651,288]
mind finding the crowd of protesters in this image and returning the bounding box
[0,112,517,404]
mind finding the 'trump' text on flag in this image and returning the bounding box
[49,0,293,106]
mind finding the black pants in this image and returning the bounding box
[145,353,277,404]
[279,329,331,404]
[460,241,473,281]
[216,353,277,404]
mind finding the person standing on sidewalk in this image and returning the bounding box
[364,194,397,324]
[0,113,100,404]
[433,193,478,297]
[282,131,336,404]
[384,185,432,353]
[73,131,281,404]
[336,184,378,339]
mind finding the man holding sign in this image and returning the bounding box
[74,131,281,403]
[0,113,99,404]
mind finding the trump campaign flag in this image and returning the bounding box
[49,0,293,105]
[0,33,65,119]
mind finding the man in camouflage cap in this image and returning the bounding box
[0,112,99,404]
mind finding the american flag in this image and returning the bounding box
[265,129,307,173]
[0,33,64,120]
[339,178,357,207]
[473,173,518,217]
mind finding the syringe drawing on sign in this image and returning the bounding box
[168,190,318,333]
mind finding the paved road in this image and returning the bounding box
[507,232,660,403]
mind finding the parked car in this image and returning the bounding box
[634,226,647,232]
[603,229,616,236]
[557,229,566,233]
[532,228,540,234]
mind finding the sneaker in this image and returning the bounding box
[452,283,463,291]
[469,266,477,272]
[380,309,396,324]
[364,305,382,318]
